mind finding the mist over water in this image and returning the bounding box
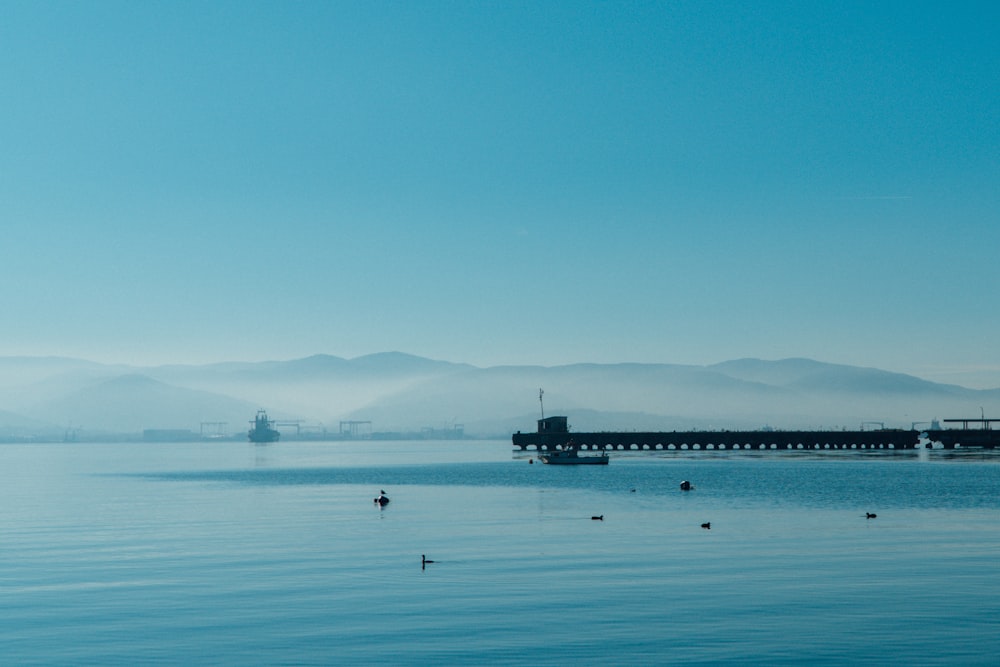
[3,355,998,441]
[3,440,999,665]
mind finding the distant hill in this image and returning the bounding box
[347,361,1000,435]
[146,352,473,423]
[0,354,997,439]
[26,374,260,435]
[708,358,962,395]
[0,406,62,440]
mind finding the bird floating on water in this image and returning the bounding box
[374,490,390,506]
[866,512,877,519]
[592,515,604,521]
[701,522,711,529]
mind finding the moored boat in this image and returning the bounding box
[539,447,609,465]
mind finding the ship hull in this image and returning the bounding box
[539,452,609,465]
[248,410,280,443]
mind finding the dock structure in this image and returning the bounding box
[925,418,1000,449]
[513,416,1000,452]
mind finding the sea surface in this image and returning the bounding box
[2,440,999,665]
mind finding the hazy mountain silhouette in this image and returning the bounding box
[0,354,997,439]
[24,374,259,435]
[709,358,961,395]
[351,361,998,435]
[0,406,59,439]
[145,352,472,424]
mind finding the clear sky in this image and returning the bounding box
[2,1,998,385]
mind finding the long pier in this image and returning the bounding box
[513,429,921,451]
[512,416,1000,452]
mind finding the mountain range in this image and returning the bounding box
[0,353,997,440]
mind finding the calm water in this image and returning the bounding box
[2,440,999,665]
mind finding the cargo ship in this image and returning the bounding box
[248,409,280,443]
[513,415,1000,452]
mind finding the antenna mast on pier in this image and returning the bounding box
[539,388,545,420]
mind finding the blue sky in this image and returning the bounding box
[2,1,998,385]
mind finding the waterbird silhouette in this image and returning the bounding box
[866,512,877,519]
[374,491,390,506]
[680,480,693,491]
[701,522,711,529]
[592,515,604,521]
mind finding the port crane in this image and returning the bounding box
[275,419,304,435]
[200,421,228,437]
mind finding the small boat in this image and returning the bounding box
[539,447,609,465]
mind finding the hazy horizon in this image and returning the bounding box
[2,352,998,440]
[3,2,997,388]
[2,350,999,393]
